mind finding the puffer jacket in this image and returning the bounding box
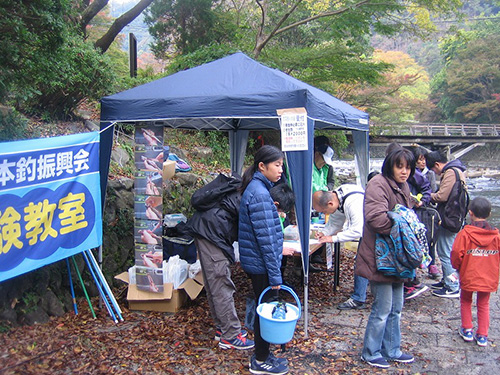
[238,171,283,286]
[355,174,412,283]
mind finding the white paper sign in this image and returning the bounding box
[278,108,308,151]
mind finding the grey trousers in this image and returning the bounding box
[195,238,241,341]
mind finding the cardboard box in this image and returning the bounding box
[115,271,204,313]
[163,160,176,179]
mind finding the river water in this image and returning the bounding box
[332,159,500,228]
[468,177,500,228]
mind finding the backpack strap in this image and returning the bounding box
[339,191,364,213]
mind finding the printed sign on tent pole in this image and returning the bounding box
[278,107,308,151]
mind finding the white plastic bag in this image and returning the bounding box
[164,255,188,289]
[188,259,201,279]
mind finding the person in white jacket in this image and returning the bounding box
[312,184,368,309]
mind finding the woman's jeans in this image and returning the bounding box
[362,281,404,361]
[352,274,369,303]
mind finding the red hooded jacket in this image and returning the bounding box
[451,223,500,292]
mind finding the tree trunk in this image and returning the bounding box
[81,0,109,34]
[94,0,154,53]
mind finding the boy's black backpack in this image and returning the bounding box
[437,168,470,233]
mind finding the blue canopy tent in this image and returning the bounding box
[100,52,369,335]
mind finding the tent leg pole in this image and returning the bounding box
[98,245,103,310]
[304,274,309,338]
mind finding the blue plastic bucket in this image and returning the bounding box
[256,285,302,344]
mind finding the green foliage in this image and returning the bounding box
[19,31,117,118]
[0,108,31,141]
[145,0,238,58]
[430,19,500,123]
[104,208,134,239]
[198,131,230,168]
[0,322,11,333]
[20,292,40,314]
[164,43,240,75]
[315,130,349,158]
[264,44,390,89]
[166,129,231,169]
[163,180,202,218]
[0,0,71,102]
[0,0,120,119]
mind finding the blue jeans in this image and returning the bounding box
[362,281,404,361]
[352,274,369,303]
[435,226,458,290]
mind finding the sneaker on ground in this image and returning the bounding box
[218,333,254,350]
[432,286,460,298]
[404,285,429,300]
[458,327,474,342]
[430,280,445,289]
[214,328,247,341]
[337,298,366,310]
[388,353,414,363]
[268,352,288,366]
[428,265,440,279]
[250,353,288,368]
[474,334,488,347]
[361,356,390,368]
[250,354,289,374]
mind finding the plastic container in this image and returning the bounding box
[283,225,300,241]
[256,285,301,344]
[163,213,187,228]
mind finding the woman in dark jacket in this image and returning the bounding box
[355,148,416,369]
[238,145,289,375]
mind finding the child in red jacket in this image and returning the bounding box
[451,197,500,347]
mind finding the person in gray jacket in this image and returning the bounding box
[312,185,368,309]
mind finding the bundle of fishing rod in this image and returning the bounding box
[66,249,123,323]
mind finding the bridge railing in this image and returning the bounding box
[372,123,500,137]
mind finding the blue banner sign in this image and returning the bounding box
[0,132,102,282]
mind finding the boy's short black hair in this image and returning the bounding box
[270,183,295,213]
[425,150,448,169]
[469,197,491,219]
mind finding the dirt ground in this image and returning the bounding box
[1,247,499,375]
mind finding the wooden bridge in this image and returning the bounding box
[368,122,500,158]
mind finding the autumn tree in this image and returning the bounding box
[348,50,433,125]
[430,19,500,123]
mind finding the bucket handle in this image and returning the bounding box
[258,285,302,320]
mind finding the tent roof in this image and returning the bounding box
[101,52,369,131]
